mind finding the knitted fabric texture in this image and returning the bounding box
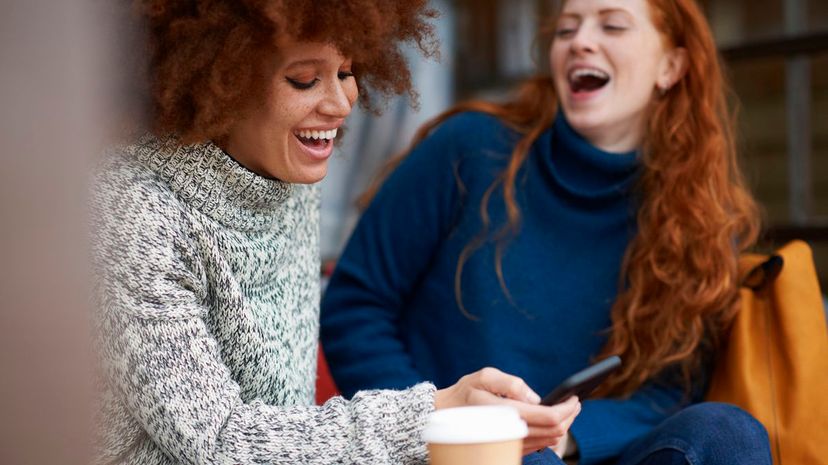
[91,135,434,464]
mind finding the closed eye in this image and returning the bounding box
[603,24,627,32]
[286,77,319,90]
[555,28,577,37]
[338,71,355,80]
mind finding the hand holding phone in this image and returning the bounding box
[540,356,622,406]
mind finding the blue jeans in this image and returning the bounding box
[530,402,772,465]
[613,402,772,465]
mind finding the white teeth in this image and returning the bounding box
[569,67,610,81]
[295,128,338,140]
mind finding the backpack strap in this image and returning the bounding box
[742,254,784,291]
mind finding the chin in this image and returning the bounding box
[290,167,329,185]
[562,108,608,134]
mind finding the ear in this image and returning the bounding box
[656,47,688,92]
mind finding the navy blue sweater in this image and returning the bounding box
[321,112,685,465]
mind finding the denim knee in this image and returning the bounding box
[616,402,772,465]
[670,402,771,465]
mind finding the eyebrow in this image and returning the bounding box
[559,8,632,19]
[599,8,633,17]
[284,59,326,70]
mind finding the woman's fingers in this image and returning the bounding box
[558,400,581,430]
[474,367,541,403]
[526,425,566,440]
[469,390,580,441]
[435,367,582,459]
[438,368,581,446]
[483,394,580,428]
[522,439,559,454]
[470,391,580,428]
[435,368,582,457]
[524,429,564,452]
[527,395,580,427]
[522,444,554,455]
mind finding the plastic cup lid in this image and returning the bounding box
[422,405,528,444]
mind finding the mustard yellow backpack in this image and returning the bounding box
[707,240,828,465]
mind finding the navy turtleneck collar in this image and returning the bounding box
[541,113,639,200]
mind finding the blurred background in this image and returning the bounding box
[321,0,828,293]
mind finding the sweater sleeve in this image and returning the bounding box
[320,115,467,398]
[567,384,685,465]
[101,302,434,465]
[94,168,435,465]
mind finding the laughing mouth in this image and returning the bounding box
[569,67,611,93]
[293,128,338,151]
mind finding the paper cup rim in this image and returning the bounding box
[422,405,528,444]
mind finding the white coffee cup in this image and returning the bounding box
[423,405,528,465]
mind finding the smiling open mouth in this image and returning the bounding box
[569,68,611,93]
[294,128,338,150]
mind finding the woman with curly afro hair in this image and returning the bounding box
[91,1,582,464]
[322,0,772,464]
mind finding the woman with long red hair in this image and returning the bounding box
[321,0,772,464]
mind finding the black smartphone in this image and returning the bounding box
[540,356,622,406]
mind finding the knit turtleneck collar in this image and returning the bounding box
[129,134,293,231]
[542,113,639,200]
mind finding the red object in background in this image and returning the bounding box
[316,345,339,404]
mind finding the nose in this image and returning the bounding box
[569,24,597,55]
[318,79,355,119]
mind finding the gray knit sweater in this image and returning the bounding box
[92,135,435,465]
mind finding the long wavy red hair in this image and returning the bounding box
[361,0,760,397]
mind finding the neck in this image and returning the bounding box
[575,113,645,154]
[221,127,272,179]
[589,133,640,153]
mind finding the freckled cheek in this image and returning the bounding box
[278,102,315,129]
[346,85,359,108]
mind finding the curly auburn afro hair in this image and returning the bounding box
[134,0,438,143]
